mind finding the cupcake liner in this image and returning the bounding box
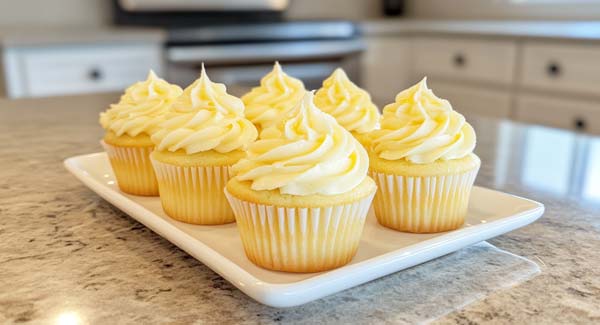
[224,189,376,273]
[101,141,158,196]
[369,167,479,233]
[152,158,234,225]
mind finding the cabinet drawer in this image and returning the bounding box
[520,42,600,96]
[515,94,600,134]
[413,37,517,85]
[427,80,512,119]
[15,44,162,98]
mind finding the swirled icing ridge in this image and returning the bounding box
[100,70,182,137]
[151,66,257,154]
[314,68,380,134]
[233,91,369,196]
[370,77,476,164]
[241,62,305,130]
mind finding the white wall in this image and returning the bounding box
[5,0,600,28]
[0,0,384,28]
[406,0,600,20]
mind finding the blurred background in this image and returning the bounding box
[2,0,600,135]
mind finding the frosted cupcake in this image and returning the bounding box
[226,91,376,273]
[100,71,182,196]
[241,62,305,132]
[368,77,480,233]
[314,68,380,146]
[151,66,257,225]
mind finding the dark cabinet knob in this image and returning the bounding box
[88,68,103,81]
[453,53,466,67]
[547,62,561,77]
[574,117,586,131]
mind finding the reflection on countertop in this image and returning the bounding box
[0,95,599,324]
[477,119,600,206]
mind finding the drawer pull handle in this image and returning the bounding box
[547,62,561,77]
[88,68,103,81]
[574,118,586,131]
[453,53,466,68]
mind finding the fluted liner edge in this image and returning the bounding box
[102,141,158,196]
[369,167,479,233]
[225,189,375,273]
[152,159,235,225]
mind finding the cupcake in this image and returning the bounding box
[314,68,380,146]
[225,91,376,273]
[150,66,257,225]
[241,62,305,133]
[100,71,182,196]
[368,77,480,233]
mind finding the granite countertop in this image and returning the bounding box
[360,19,600,41]
[1,94,599,324]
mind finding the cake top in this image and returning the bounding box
[232,91,369,196]
[370,77,476,164]
[99,70,182,137]
[314,68,380,134]
[151,65,257,154]
[241,62,306,131]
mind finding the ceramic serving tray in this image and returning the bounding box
[64,152,544,308]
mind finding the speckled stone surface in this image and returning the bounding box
[1,94,599,324]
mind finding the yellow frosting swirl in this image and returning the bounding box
[241,62,306,130]
[99,70,182,137]
[151,66,257,154]
[233,91,369,196]
[370,77,476,164]
[314,68,380,134]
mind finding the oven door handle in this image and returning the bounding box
[167,39,365,64]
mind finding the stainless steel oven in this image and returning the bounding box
[165,21,364,94]
[113,1,364,92]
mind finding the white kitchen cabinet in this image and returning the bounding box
[361,36,412,107]
[2,43,163,98]
[362,31,600,135]
[412,36,517,86]
[520,41,600,97]
[515,94,600,135]
[427,80,512,119]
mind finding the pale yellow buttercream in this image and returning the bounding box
[100,70,182,137]
[370,77,476,164]
[151,66,257,154]
[232,91,369,196]
[241,62,306,130]
[314,68,380,134]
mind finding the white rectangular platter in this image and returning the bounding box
[64,152,544,308]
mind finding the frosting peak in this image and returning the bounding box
[233,91,369,196]
[99,70,182,137]
[314,68,380,134]
[172,65,245,117]
[241,62,306,130]
[370,77,476,164]
[151,66,257,154]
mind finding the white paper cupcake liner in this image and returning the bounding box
[224,189,376,273]
[151,158,234,225]
[369,167,479,233]
[101,141,158,196]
